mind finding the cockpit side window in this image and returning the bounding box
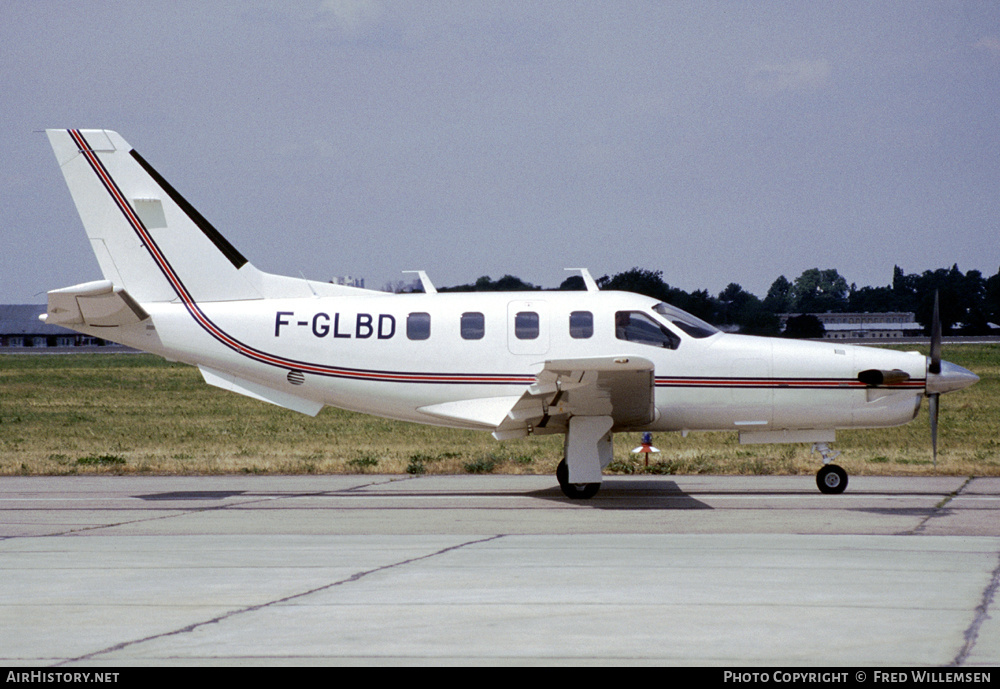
[615,311,680,349]
[652,302,719,338]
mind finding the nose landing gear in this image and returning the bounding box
[816,463,848,494]
[813,443,847,494]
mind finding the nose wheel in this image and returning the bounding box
[816,463,848,494]
[812,443,848,494]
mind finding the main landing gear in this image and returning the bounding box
[813,443,848,494]
[555,416,613,500]
[556,459,601,499]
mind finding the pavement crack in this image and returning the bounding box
[52,533,505,666]
[4,477,429,541]
[33,500,266,539]
[951,544,1000,666]
[341,475,423,492]
[908,476,973,535]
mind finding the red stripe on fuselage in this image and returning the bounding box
[656,377,925,390]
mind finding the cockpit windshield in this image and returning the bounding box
[652,303,719,339]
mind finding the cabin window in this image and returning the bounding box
[461,312,485,340]
[514,311,539,340]
[407,312,431,340]
[615,311,680,349]
[569,311,593,339]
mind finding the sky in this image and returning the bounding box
[3,1,999,304]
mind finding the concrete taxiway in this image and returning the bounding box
[1,474,998,666]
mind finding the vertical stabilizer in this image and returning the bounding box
[47,129,263,303]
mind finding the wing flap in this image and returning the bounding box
[418,396,524,429]
[494,356,656,439]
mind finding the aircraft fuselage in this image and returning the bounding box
[91,289,929,438]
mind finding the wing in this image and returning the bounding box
[492,356,655,439]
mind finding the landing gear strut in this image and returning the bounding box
[556,415,613,500]
[813,443,848,494]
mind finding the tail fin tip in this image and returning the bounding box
[48,128,261,303]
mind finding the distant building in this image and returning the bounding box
[779,312,922,340]
[330,276,365,289]
[0,305,104,348]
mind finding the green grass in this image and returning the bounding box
[1,345,997,477]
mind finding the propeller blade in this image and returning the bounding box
[927,290,942,468]
[929,393,939,469]
[930,290,942,375]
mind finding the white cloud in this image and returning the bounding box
[747,59,832,95]
[318,0,384,36]
[973,36,1000,56]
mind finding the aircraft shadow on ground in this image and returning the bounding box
[134,483,712,511]
[137,491,248,501]
[529,480,712,510]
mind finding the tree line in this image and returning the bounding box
[434,265,1000,337]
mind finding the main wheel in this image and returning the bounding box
[816,464,848,494]
[556,459,601,499]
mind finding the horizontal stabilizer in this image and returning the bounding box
[44,280,149,327]
[199,366,323,416]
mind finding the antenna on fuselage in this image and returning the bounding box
[565,268,599,292]
[402,270,437,294]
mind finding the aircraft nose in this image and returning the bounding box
[926,359,979,395]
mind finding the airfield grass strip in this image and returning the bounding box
[1,345,997,477]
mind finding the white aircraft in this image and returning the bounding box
[42,129,979,498]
